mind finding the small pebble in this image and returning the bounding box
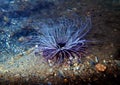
[95,57,99,63]
[64,78,68,83]
[53,73,57,76]
[48,60,53,67]
[14,74,20,77]
[58,70,64,78]
[75,66,80,70]
[64,67,67,70]
[18,36,25,42]
[103,60,107,64]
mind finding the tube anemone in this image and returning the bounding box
[34,15,91,64]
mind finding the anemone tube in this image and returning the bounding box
[35,16,92,64]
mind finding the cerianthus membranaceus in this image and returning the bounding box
[34,15,91,64]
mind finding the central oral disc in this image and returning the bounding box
[57,43,66,48]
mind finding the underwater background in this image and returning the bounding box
[0,0,120,85]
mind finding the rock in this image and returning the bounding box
[95,57,99,63]
[64,78,68,83]
[58,70,64,78]
[95,63,107,72]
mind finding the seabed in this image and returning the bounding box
[0,0,120,85]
